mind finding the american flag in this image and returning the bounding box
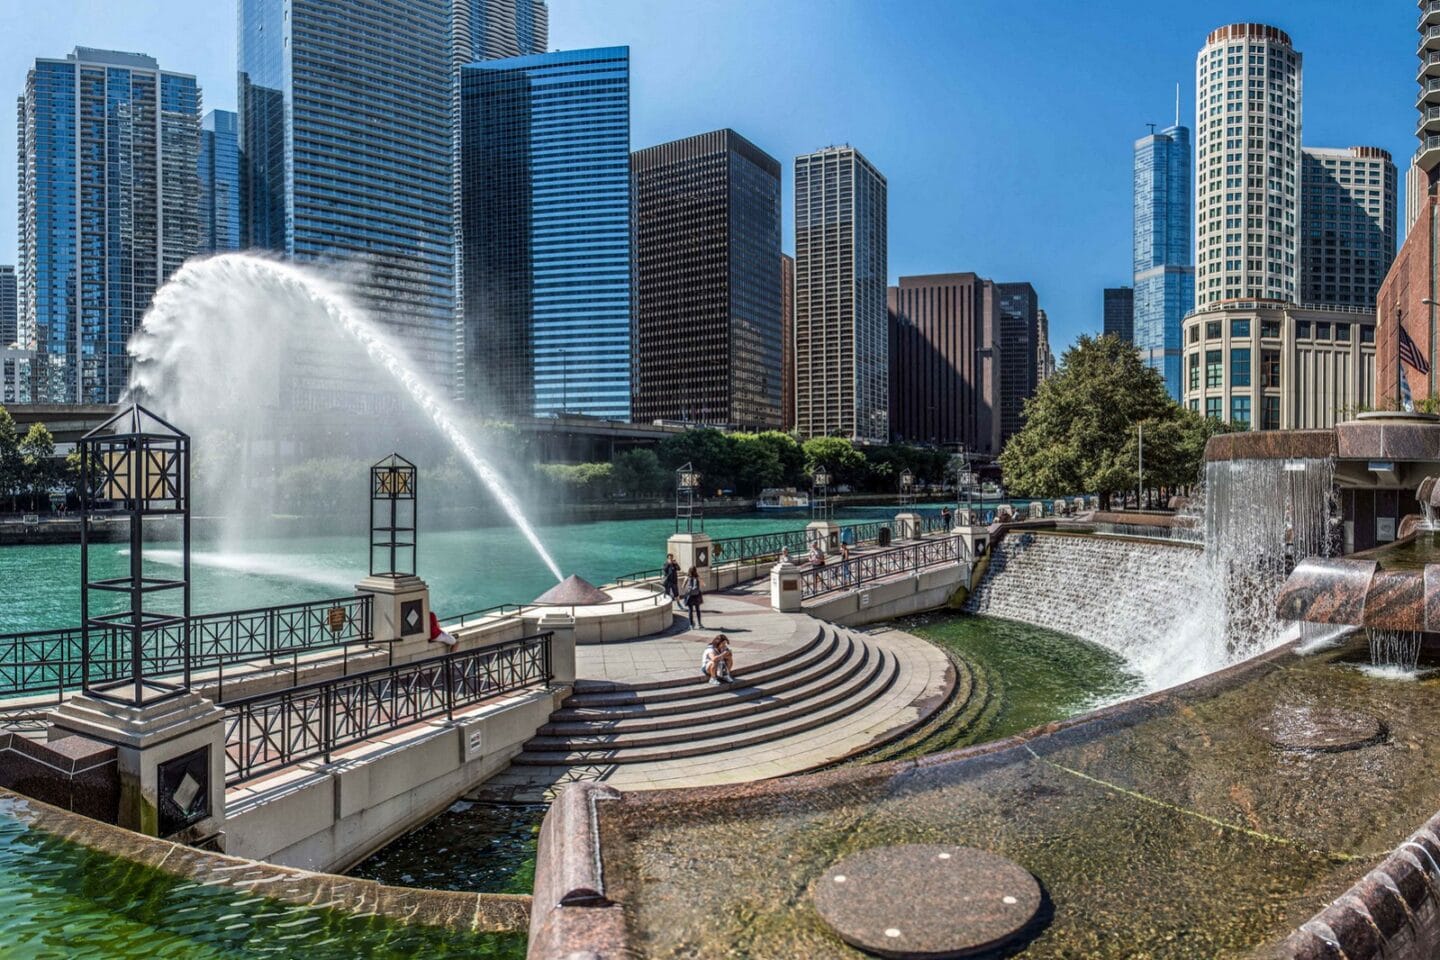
[1401,324,1431,375]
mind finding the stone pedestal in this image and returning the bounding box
[1027,501,1045,520]
[806,520,841,555]
[894,512,922,540]
[48,690,226,843]
[537,612,577,685]
[667,531,713,572]
[770,560,803,612]
[955,507,982,527]
[953,523,990,562]
[357,573,431,660]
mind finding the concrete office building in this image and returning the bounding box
[996,282,1039,447]
[1301,147,1397,309]
[793,146,888,442]
[0,267,16,346]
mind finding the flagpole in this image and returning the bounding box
[1398,307,1404,411]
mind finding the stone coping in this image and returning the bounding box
[1203,419,1440,465]
[527,635,1307,958]
[0,787,531,934]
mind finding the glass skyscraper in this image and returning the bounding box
[199,109,240,253]
[239,0,454,385]
[459,47,632,420]
[0,266,16,346]
[1133,123,1194,400]
[18,47,201,404]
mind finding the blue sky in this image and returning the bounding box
[0,0,1420,356]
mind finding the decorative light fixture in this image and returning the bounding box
[675,462,703,533]
[370,453,418,577]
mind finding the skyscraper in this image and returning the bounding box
[18,47,200,404]
[239,0,454,384]
[450,1,549,398]
[460,48,632,419]
[632,130,782,429]
[1103,288,1134,343]
[1194,24,1302,307]
[1133,122,1193,399]
[887,273,1002,455]
[793,146,888,442]
[199,109,240,254]
[1036,307,1056,383]
[1301,147,1397,308]
[781,252,794,431]
[0,267,16,346]
[996,282,1038,447]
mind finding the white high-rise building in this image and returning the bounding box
[793,146,888,442]
[1194,23,1302,308]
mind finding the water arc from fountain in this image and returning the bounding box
[126,253,565,583]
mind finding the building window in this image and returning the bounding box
[1231,318,1250,338]
[1260,349,1281,388]
[1206,396,1222,421]
[1360,325,1375,344]
[1315,322,1330,340]
[1206,320,1222,340]
[1206,350,1223,388]
[1190,399,1199,412]
[1189,325,1199,344]
[1261,319,1280,338]
[1335,323,1350,342]
[1189,352,1200,390]
[1230,395,1251,428]
[1296,321,1311,339]
[1230,347,1251,386]
[1262,395,1280,430]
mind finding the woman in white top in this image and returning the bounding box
[701,634,734,685]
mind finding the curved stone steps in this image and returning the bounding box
[561,628,838,710]
[543,631,865,731]
[530,643,886,748]
[856,651,976,764]
[571,622,825,695]
[513,641,900,766]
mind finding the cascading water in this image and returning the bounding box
[1367,628,1422,673]
[127,253,564,582]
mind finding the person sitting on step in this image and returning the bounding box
[701,634,735,685]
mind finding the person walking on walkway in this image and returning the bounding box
[661,553,681,601]
[839,542,852,584]
[683,565,705,627]
[940,505,953,530]
[701,634,735,685]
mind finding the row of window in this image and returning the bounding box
[1188,393,1279,429]
[1187,317,1375,344]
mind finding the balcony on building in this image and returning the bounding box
[1421,106,1440,137]
[1424,0,1440,29]
[1421,23,1440,54]
[1422,51,1440,81]
[1419,76,1440,109]
[1419,134,1440,174]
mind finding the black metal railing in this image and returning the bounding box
[798,535,966,600]
[0,595,374,704]
[222,631,553,785]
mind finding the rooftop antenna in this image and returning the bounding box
[1146,122,1157,135]
[1174,82,1180,128]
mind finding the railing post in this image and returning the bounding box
[267,607,277,664]
[444,653,454,721]
[322,685,333,765]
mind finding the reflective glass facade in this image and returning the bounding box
[793,146,888,442]
[1103,287,1133,343]
[632,129,782,429]
[460,48,632,419]
[0,266,16,346]
[199,109,240,253]
[1133,123,1194,400]
[18,48,200,404]
[996,282,1038,447]
[239,0,455,383]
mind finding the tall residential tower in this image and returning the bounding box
[1301,147,1397,308]
[18,47,200,404]
[460,48,632,419]
[632,130,782,429]
[238,0,454,385]
[793,146,888,442]
[199,109,240,254]
[1133,122,1193,398]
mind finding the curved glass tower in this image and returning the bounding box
[1133,123,1194,400]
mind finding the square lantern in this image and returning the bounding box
[371,454,418,577]
[811,466,832,521]
[675,461,703,534]
[899,468,915,507]
[79,404,191,705]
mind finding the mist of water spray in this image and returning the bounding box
[128,253,564,582]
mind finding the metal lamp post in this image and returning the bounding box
[370,453,417,577]
[898,468,914,507]
[811,466,832,521]
[79,403,191,705]
[675,462,702,534]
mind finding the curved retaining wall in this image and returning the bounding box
[0,787,530,934]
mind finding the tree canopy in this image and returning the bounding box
[999,334,1232,507]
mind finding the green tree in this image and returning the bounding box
[730,433,785,496]
[611,448,669,498]
[655,428,736,492]
[999,335,1182,509]
[0,407,21,512]
[18,423,55,510]
[801,436,867,487]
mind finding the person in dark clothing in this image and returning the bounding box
[940,506,953,530]
[683,565,704,627]
[662,553,681,600]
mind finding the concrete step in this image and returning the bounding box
[528,642,882,749]
[571,623,824,695]
[560,627,842,709]
[512,645,899,766]
[548,630,860,726]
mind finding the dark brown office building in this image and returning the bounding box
[781,252,794,430]
[888,273,1002,455]
[631,129,783,428]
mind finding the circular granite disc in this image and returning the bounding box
[1254,705,1387,752]
[810,845,1041,959]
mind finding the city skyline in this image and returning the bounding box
[0,1,1418,362]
